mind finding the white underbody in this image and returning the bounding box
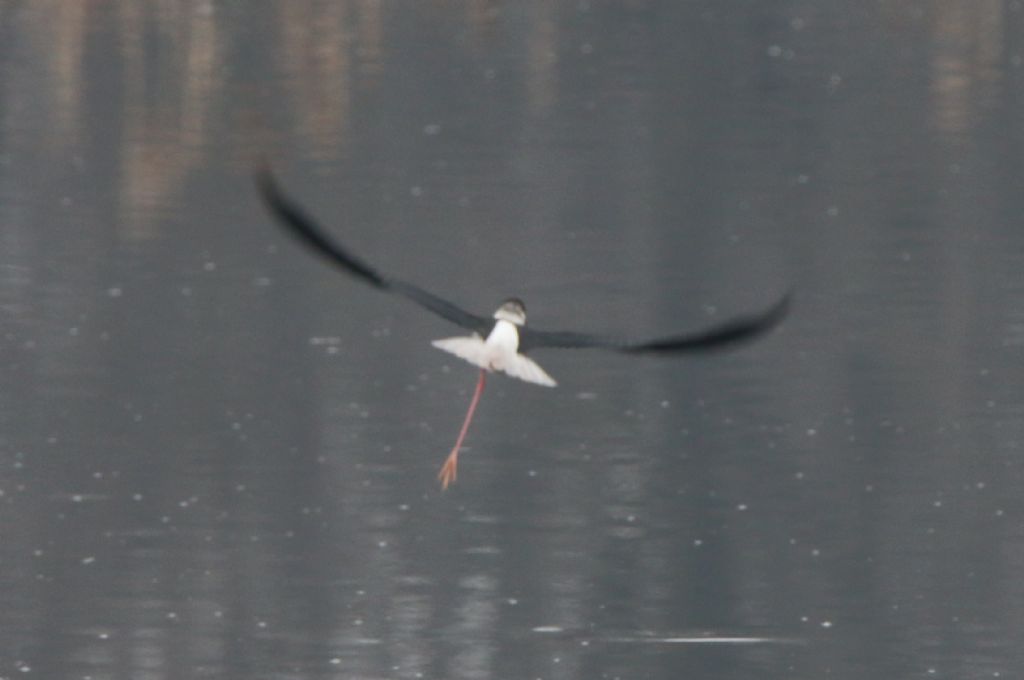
[432,319,557,387]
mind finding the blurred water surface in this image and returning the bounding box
[2,2,1024,678]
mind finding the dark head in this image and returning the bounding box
[493,298,526,326]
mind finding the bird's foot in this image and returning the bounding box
[438,451,458,490]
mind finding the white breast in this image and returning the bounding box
[485,320,520,353]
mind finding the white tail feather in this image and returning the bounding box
[432,336,557,387]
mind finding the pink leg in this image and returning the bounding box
[438,369,487,490]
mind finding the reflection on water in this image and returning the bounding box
[927,0,1006,135]
[2,1,1024,679]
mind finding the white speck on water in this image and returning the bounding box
[821,620,833,628]
[330,658,342,665]
[310,336,342,346]
[81,556,95,565]
[767,44,783,57]
[107,287,123,298]
[203,261,216,272]
[507,598,519,605]
[736,504,748,512]
[533,626,563,633]
[423,123,442,135]
[660,400,670,408]
[806,428,817,437]
[576,391,598,400]
[693,539,703,547]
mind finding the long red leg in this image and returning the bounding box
[438,369,487,490]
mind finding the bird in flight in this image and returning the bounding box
[256,168,790,489]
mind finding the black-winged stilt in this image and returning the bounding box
[257,168,790,489]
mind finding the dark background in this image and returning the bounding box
[1,2,1022,678]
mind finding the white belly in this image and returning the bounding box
[484,320,520,358]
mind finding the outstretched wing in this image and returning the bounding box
[256,167,492,336]
[518,293,791,354]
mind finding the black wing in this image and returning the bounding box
[256,167,492,336]
[518,293,791,354]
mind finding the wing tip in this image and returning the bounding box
[763,289,793,329]
[253,160,284,209]
[730,288,794,345]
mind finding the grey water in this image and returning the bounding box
[2,2,1023,678]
